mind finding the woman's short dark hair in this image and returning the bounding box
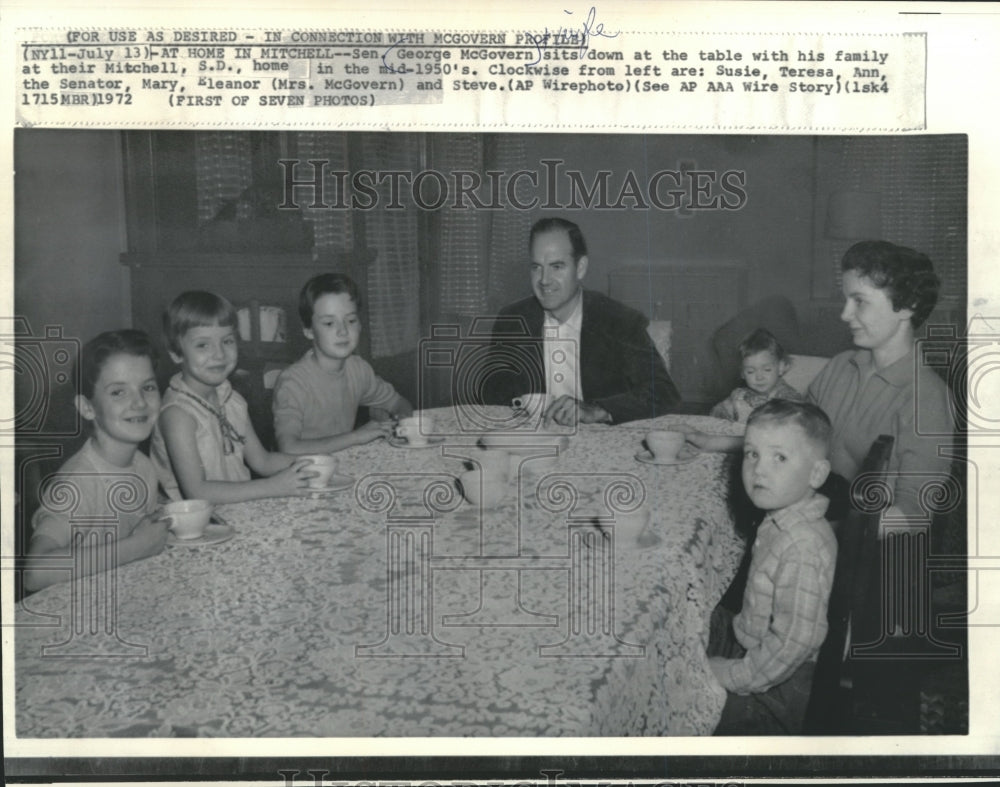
[841,240,940,328]
[298,273,361,327]
[77,329,158,400]
[529,217,588,262]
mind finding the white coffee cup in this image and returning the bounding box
[164,499,213,540]
[303,454,338,489]
[458,468,508,508]
[645,429,685,461]
[512,392,548,414]
[394,412,435,445]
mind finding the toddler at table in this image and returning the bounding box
[711,328,805,423]
[707,399,837,735]
[151,290,314,503]
[24,330,168,592]
[272,273,412,454]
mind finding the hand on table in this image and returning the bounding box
[708,656,734,688]
[354,419,393,445]
[677,431,710,460]
[273,457,320,497]
[131,510,170,556]
[544,396,612,427]
[678,430,741,459]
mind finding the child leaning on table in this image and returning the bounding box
[151,290,315,504]
[707,398,837,735]
[710,328,805,423]
[24,330,168,593]
[272,273,412,454]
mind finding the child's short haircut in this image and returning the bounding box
[739,328,789,363]
[298,273,361,327]
[841,240,939,328]
[163,291,239,355]
[746,399,832,456]
[77,329,158,400]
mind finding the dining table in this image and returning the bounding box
[14,406,746,737]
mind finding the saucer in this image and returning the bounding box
[306,473,356,494]
[167,518,235,547]
[634,450,696,467]
[388,435,445,449]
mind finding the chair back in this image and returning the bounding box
[804,434,894,733]
[709,296,800,398]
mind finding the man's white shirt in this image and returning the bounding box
[542,292,583,403]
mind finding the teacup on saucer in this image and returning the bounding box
[644,430,685,463]
[303,454,338,489]
[163,499,213,540]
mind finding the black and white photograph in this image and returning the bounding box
[2,2,998,785]
[8,128,972,731]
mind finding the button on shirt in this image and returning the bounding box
[543,293,583,402]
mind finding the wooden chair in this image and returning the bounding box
[232,299,295,450]
[804,434,894,734]
[14,436,90,600]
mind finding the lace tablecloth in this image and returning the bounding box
[15,409,745,737]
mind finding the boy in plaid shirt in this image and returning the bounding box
[708,399,837,735]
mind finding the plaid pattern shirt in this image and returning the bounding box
[715,494,836,695]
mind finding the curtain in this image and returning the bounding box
[816,136,966,302]
[193,132,252,224]
[190,132,535,358]
[487,135,533,312]
[360,133,422,358]
[432,133,532,317]
[296,132,353,255]
[432,133,488,317]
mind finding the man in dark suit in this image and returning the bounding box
[483,217,681,425]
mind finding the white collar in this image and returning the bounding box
[543,290,584,333]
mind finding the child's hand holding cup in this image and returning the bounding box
[302,454,338,489]
[644,430,686,462]
[163,499,213,540]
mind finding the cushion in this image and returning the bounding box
[784,354,830,394]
